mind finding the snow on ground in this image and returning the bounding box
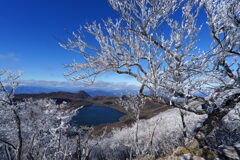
[88,108,207,159]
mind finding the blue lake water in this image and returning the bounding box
[70,106,125,127]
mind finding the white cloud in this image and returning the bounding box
[19,79,140,90]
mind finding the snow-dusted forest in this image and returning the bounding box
[0,0,239,159]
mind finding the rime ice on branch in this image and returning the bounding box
[60,0,213,101]
[0,70,89,160]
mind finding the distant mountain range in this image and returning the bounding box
[14,85,138,97]
[13,85,205,98]
[15,90,91,99]
[14,90,92,105]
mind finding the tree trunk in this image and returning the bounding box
[13,110,22,160]
[195,93,240,147]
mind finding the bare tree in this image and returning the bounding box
[60,0,210,104]
[0,70,22,105]
[0,70,23,160]
[117,95,145,158]
[0,70,91,160]
[204,0,240,90]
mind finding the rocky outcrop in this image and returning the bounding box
[217,143,240,160]
[184,89,240,149]
[166,143,240,160]
[182,88,240,114]
[183,100,207,114]
[209,88,240,109]
[206,102,240,148]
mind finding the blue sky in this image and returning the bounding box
[0,0,212,88]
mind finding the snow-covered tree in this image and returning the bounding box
[0,70,22,105]
[61,0,240,108]
[0,70,23,160]
[117,95,145,158]
[204,0,240,89]
[0,70,91,160]
[61,0,210,102]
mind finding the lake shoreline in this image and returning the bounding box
[70,105,125,126]
[14,93,172,136]
[80,96,172,136]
